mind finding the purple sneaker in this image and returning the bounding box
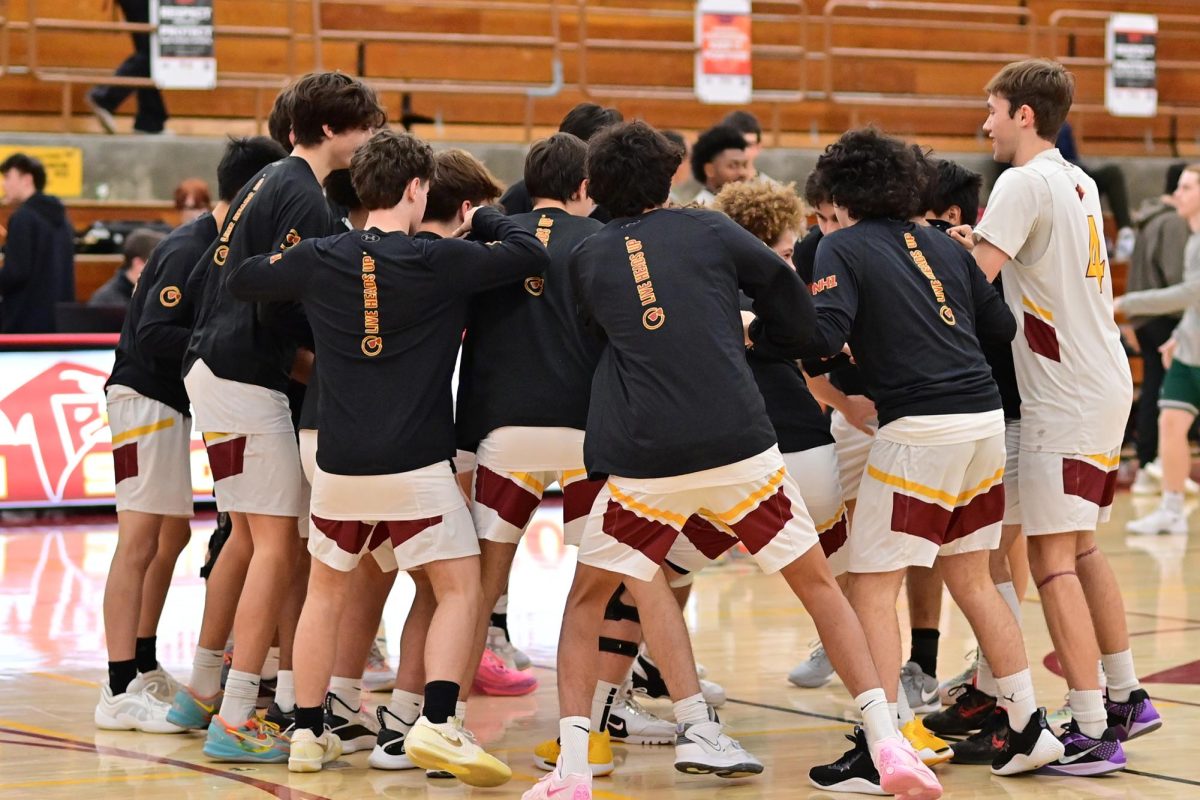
[1037,722,1125,777]
[1106,689,1162,741]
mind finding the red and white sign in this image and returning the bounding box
[0,349,212,508]
[695,0,752,105]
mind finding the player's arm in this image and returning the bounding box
[796,236,857,359]
[805,372,876,434]
[0,216,34,291]
[1115,257,1200,317]
[967,170,1041,282]
[226,239,316,302]
[135,240,204,359]
[436,206,549,293]
[568,246,607,345]
[967,253,1017,343]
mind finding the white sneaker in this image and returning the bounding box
[1143,460,1200,494]
[1130,468,1160,496]
[288,726,343,773]
[404,715,512,787]
[134,666,184,704]
[673,720,763,778]
[788,643,835,688]
[1126,506,1189,536]
[368,705,419,770]
[95,681,186,734]
[606,685,676,744]
[487,625,532,671]
[937,649,978,706]
[363,641,396,692]
[324,692,380,753]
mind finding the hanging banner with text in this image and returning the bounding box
[1106,13,1157,118]
[695,0,752,105]
[151,0,217,90]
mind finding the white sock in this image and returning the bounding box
[976,654,998,698]
[1163,491,1185,514]
[895,680,915,725]
[591,680,622,732]
[388,688,423,724]
[274,669,295,712]
[673,692,709,727]
[995,669,1036,731]
[330,675,362,713]
[856,688,899,761]
[995,581,1022,626]
[456,700,467,722]
[261,646,280,681]
[493,594,509,615]
[190,646,225,698]
[1068,688,1107,738]
[1101,650,1140,702]
[219,669,261,723]
[559,715,591,776]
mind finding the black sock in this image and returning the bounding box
[108,659,138,695]
[423,680,460,724]
[295,705,324,737]
[490,612,509,640]
[910,628,940,678]
[135,636,158,673]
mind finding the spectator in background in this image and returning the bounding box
[690,124,750,206]
[1056,121,1136,260]
[721,109,774,183]
[1122,163,1193,496]
[89,227,166,307]
[661,130,692,204]
[0,153,76,333]
[174,179,212,225]
[87,0,167,135]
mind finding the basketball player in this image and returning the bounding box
[951,58,1161,773]
[170,72,384,762]
[227,129,549,780]
[689,124,750,206]
[524,121,940,800]
[96,136,286,733]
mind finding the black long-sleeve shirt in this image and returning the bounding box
[226,206,549,475]
[571,207,815,479]
[0,193,75,333]
[107,213,218,414]
[806,219,1015,426]
[455,207,603,451]
[183,157,337,392]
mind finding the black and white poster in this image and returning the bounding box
[1106,13,1157,118]
[151,0,216,90]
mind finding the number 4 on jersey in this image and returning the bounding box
[1086,216,1107,292]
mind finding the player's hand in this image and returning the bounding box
[948,224,975,251]
[290,347,315,384]
[740,310,755,348]
[841,394,877,436]
[451,206,482,239]
[1160,338,1177,369]
[1118,323,1138,350]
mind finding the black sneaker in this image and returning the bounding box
[924,683,997,735]
[256,676,277,710]
[264,700,295,737]
[324,692,379,754]
[367,706,417,770]
[992,708,1066,776]
[808,727,886,795]
[950,706,1007,765]
[631,651,670,699]
[1036,721,1126,777]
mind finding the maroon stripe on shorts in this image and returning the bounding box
[474,465,541,529]
[945,483,1006,543]
[379,516,442,548]
[1063,457,1117,508]
[728,485,794,555]
[311,516,374,555]
[601,499,678,564]
[681,514,736,560]
[112,442,139,484]
[890,494,952,543]
[563,477,605,525]
[206,436,247,482]
[1023,312,1061,362]
[819,515,848,558]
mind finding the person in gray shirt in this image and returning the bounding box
[1115,164,1200,535]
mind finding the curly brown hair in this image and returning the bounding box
[713,180,805,246]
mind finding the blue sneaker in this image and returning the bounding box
[203,715,290,763]
[166,687,222,730]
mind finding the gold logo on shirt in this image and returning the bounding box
[524,277,544,296]
[214,245,229,266]
[642,306,665,330]
[159,286,181,307]
[361,335,383,357]
[940,306,957,326]
[282,228,301,250]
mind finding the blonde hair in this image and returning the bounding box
[713,180,805,245]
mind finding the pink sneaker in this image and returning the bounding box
[474,649,538,696]
[875,737,942,799]
[521,768,591,800]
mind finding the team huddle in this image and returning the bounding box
[95,58,1162,800]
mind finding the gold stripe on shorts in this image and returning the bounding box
[111,416,176,446]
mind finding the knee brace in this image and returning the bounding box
[598,636,639,657]
[603,583,640,623]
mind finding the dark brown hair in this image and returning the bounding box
[525,133,588,204]
[350,130,436,211]
[586,121,681,218]
[985,58,1075,141]
[422,149,503,222]
[288,72,387,148]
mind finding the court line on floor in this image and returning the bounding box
[1125,768,1200,788]
[0,766,194,791]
